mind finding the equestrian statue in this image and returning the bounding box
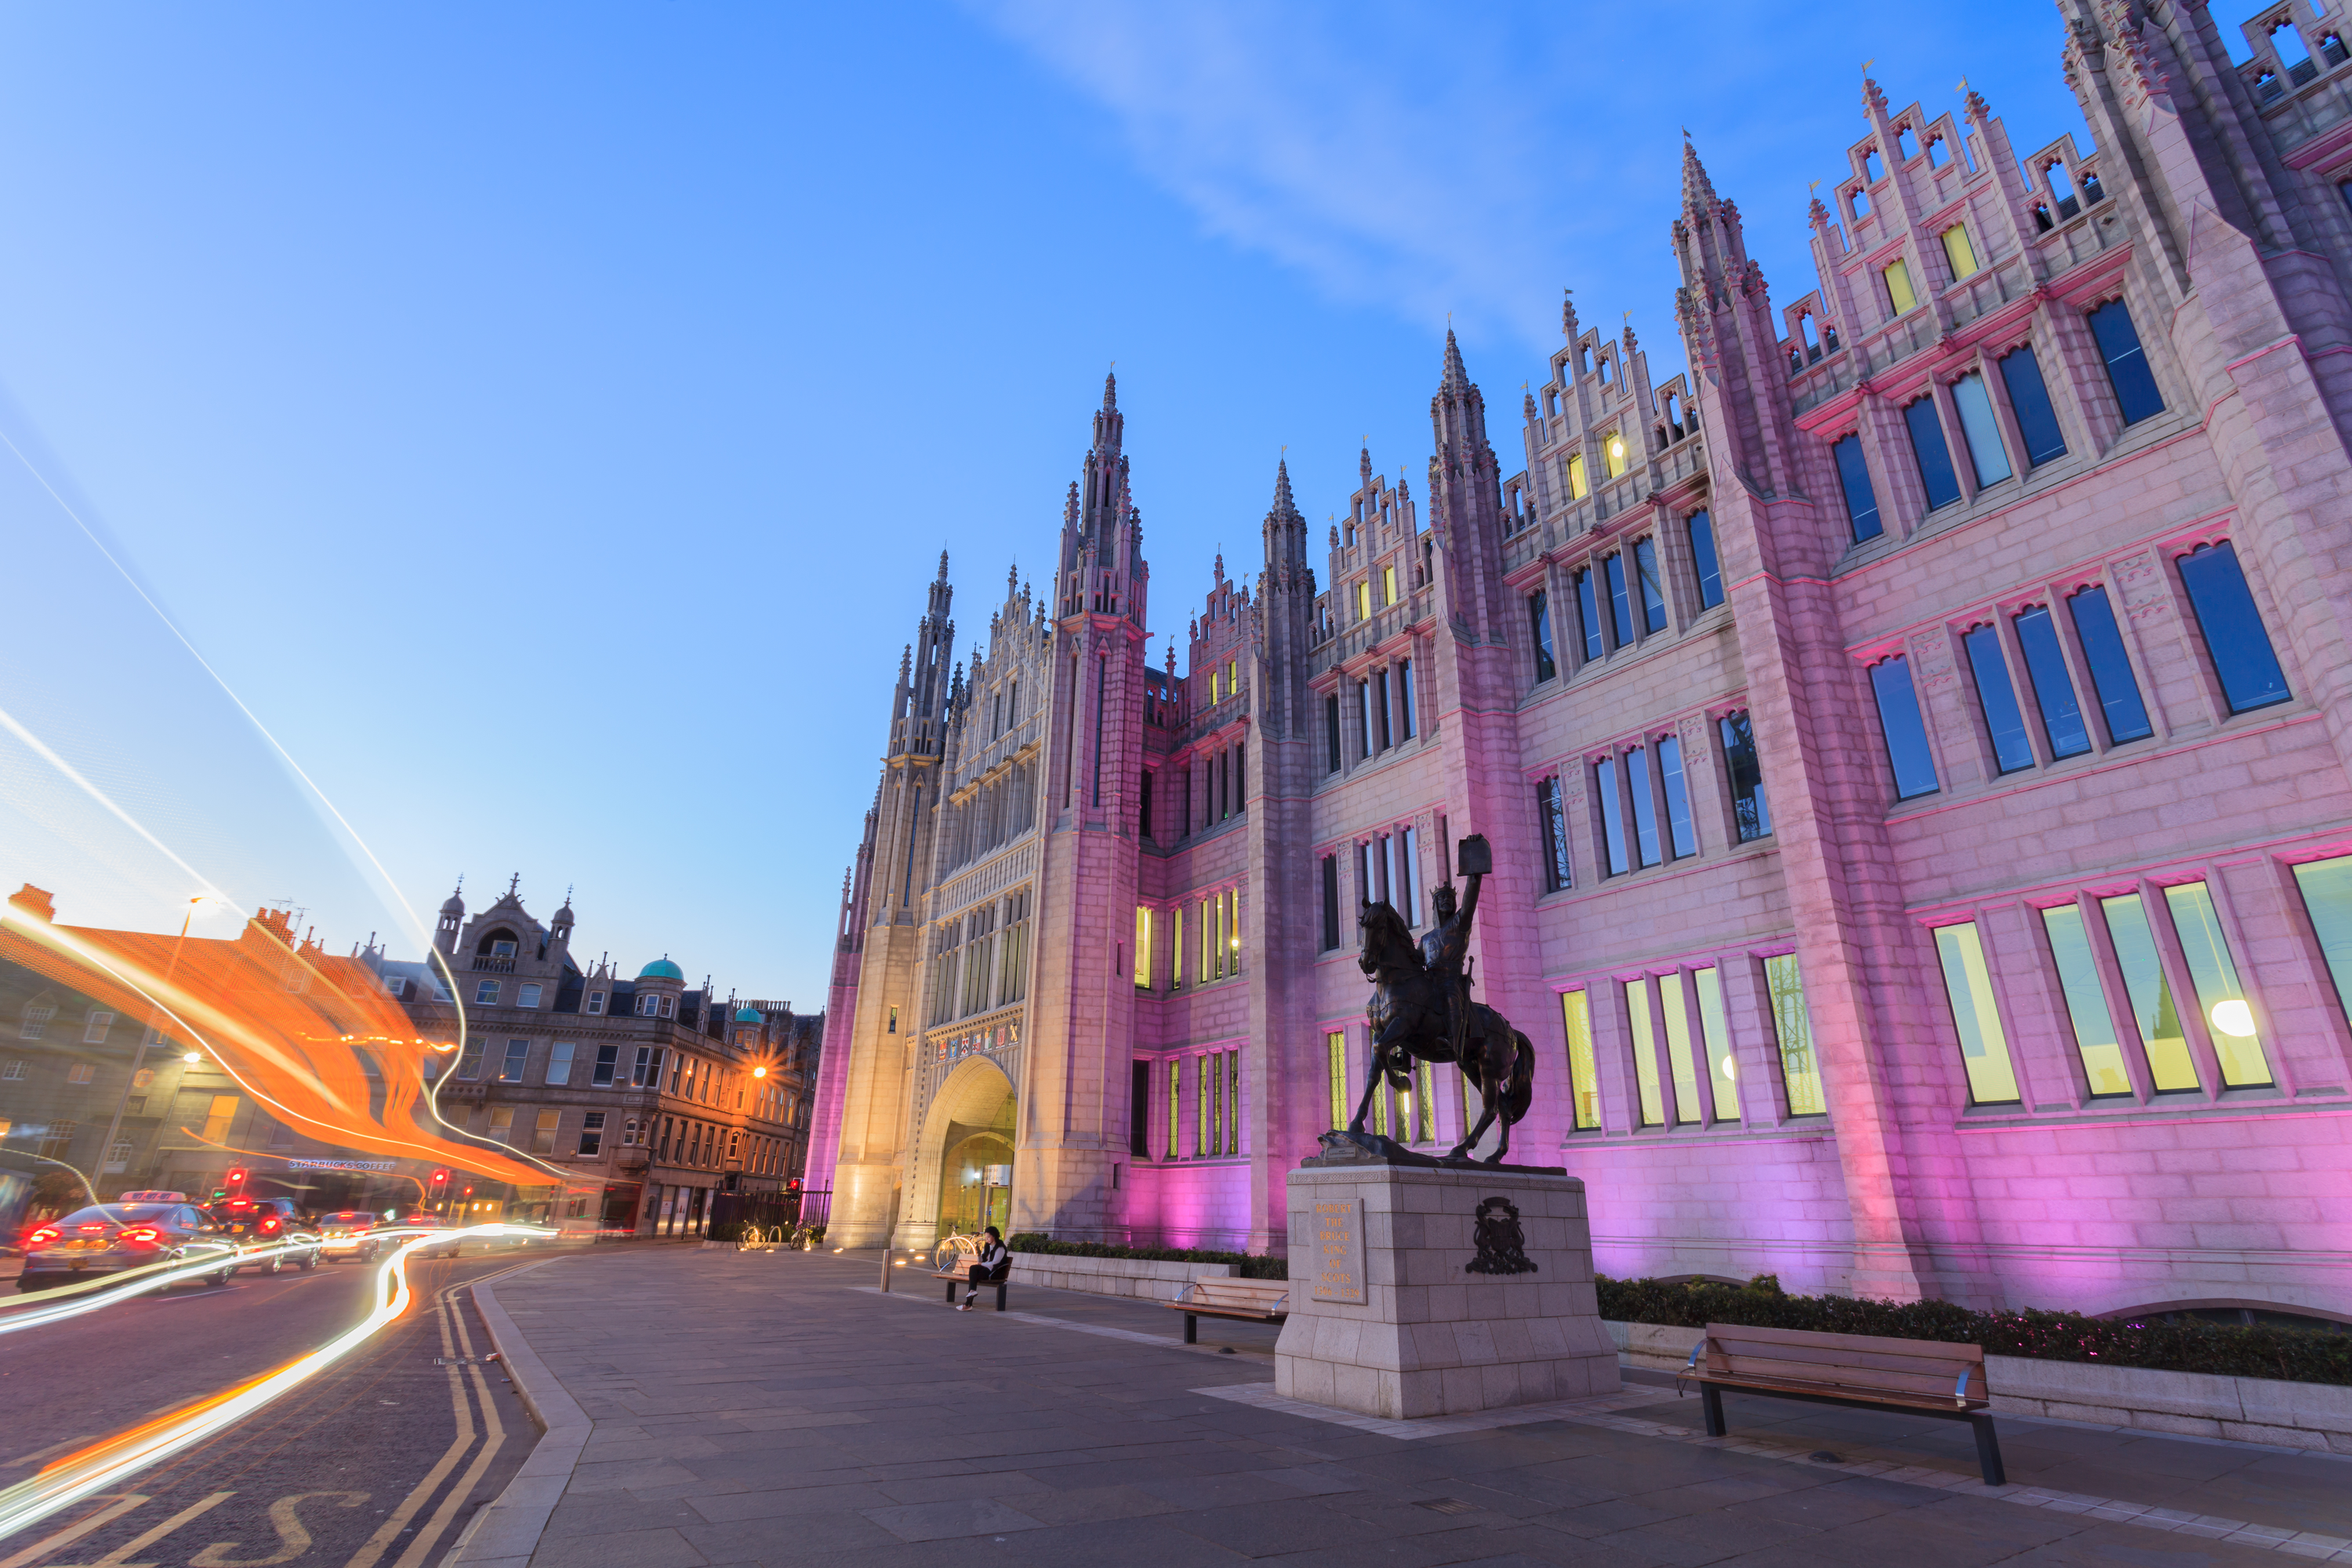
[1349,833,1536,1164]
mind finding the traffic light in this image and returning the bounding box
[430,1168,448,1187]
[227,1168,248,1189]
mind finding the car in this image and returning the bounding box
[18,1201,239,1291]
[314,1210,387,1264]
[206,1196,321,1274]
[381,1214,460,1259]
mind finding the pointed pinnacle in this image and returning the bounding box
[1103,368,1117,410]
[1271,457,1298,517]
[1682,138,1719,209]
[1440,328,1469,393]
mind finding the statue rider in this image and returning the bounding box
[1419,859,1484,1062]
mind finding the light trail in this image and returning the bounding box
[0,1225,551,1335]
[0,1222,552,1543]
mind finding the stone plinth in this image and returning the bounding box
[1275,1159,1619,1420]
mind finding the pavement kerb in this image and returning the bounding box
[441,1261,590,1568]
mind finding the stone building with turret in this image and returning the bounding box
[388,881,820,1236]
[809,0,2352,1324]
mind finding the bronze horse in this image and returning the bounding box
[1352,880,1535,1163]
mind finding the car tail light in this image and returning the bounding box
[118,1227,162,1246]
[25,1226,60,1247]
[260,1216,281,1234]
[75,1223,110,1232]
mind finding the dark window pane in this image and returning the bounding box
[1626,746,1661,867]
[1530,590,1556,681]
[1998,347,2068,466]
[1537,779,1572,892]
[1595,758,1629,875]
[2088,300,2164,425]
[1321,855,1340,951]
[1870,656,1941,798]
[1575,568,1603,659]
[1398,658,1415,737]
[1963,626,2035,772]
[2066,586,2152,742]
[1687,510,1723,608]
[1659,736,1697,857]
[1606,554,1635,645]
[2013,606,2091,757]
[1324,694,1341,773]
[1634,539,1668,633]
[2178,541,2290,712]
[1719,712,1772,840]
[1831,434,1881,540]
[1904,397,1962,509]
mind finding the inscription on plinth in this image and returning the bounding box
[1311,1198,1365,1304]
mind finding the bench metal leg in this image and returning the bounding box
[1700,1385,1726,1438]
[994,1280,1007,1312]
[1185,1312,1198,1345]
[944,1278,956,1303]
[1970,1414,2005,1486]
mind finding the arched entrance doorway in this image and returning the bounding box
[905,1054,1015,1251]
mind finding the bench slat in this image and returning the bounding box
[1693,1382,1985,1420]
[1708,1352,1984,1402]
[1703,1335,1981,1376]
[1708,1344,1991,1388]
[1703,1322,1983,1363]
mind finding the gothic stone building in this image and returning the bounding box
[808,0,2352,1320]
[387,883,822,1236]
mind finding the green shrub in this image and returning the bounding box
[703,1220,745,1244]
[1597,1275,2352,1386]
[1009,1232,1287,1280]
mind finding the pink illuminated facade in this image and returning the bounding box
[811,1,2352,1320]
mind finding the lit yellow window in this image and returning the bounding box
[1133,906,1152,988]
[1210,669,1222,704]
[1883,258,1918,315]
[1227,658,1238,692]
[1566,452,1588,499]
[1604,431,1629,478]
[1326,1032,1348,1130]
[1561,990,1599,1129]
[1940,224,1979,281]
[1172,907,1185,987]
[1381,564,1397,605]
[1355,580,1371,620]
[1934,921,2021,1105]
[202,1094,241,1145]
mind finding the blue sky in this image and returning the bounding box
[0,1,2096,1006]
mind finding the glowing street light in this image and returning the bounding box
[183,1051,201,1064]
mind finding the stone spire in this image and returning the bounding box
[1681,136,1719,212]
[1439,328,1470,394]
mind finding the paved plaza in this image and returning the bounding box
[459,1248,2352,1567]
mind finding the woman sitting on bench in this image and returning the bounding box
[956,1226,1009,1311]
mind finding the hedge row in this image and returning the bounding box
[1008,1233,1288,1280]
[1600,1275,2352,1387]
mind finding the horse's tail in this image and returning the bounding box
[1503,1029,1535,1123]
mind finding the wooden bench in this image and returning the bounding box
[933,1255,1008,1312]
[1678,1321,2005,1484]
[1167,1277,1289,1344]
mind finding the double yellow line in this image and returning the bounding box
[0,1224,539,1543]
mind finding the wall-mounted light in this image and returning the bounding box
[2210,999,2257,1038]
[183,1051,202,1064]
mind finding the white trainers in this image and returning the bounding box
[956,1301,971,1311]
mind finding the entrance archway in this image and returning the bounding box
[903,1055,1015,1252]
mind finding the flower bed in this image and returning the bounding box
[1599,1275,2352,1387]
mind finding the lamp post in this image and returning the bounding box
[94,895,212,1199]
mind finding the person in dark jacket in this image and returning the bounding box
[957,1226,1009,1310]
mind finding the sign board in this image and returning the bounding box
[1310,1197,1367,1305]
[287,1159,397,1173]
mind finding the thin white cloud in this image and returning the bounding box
[968,0,1579,347]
